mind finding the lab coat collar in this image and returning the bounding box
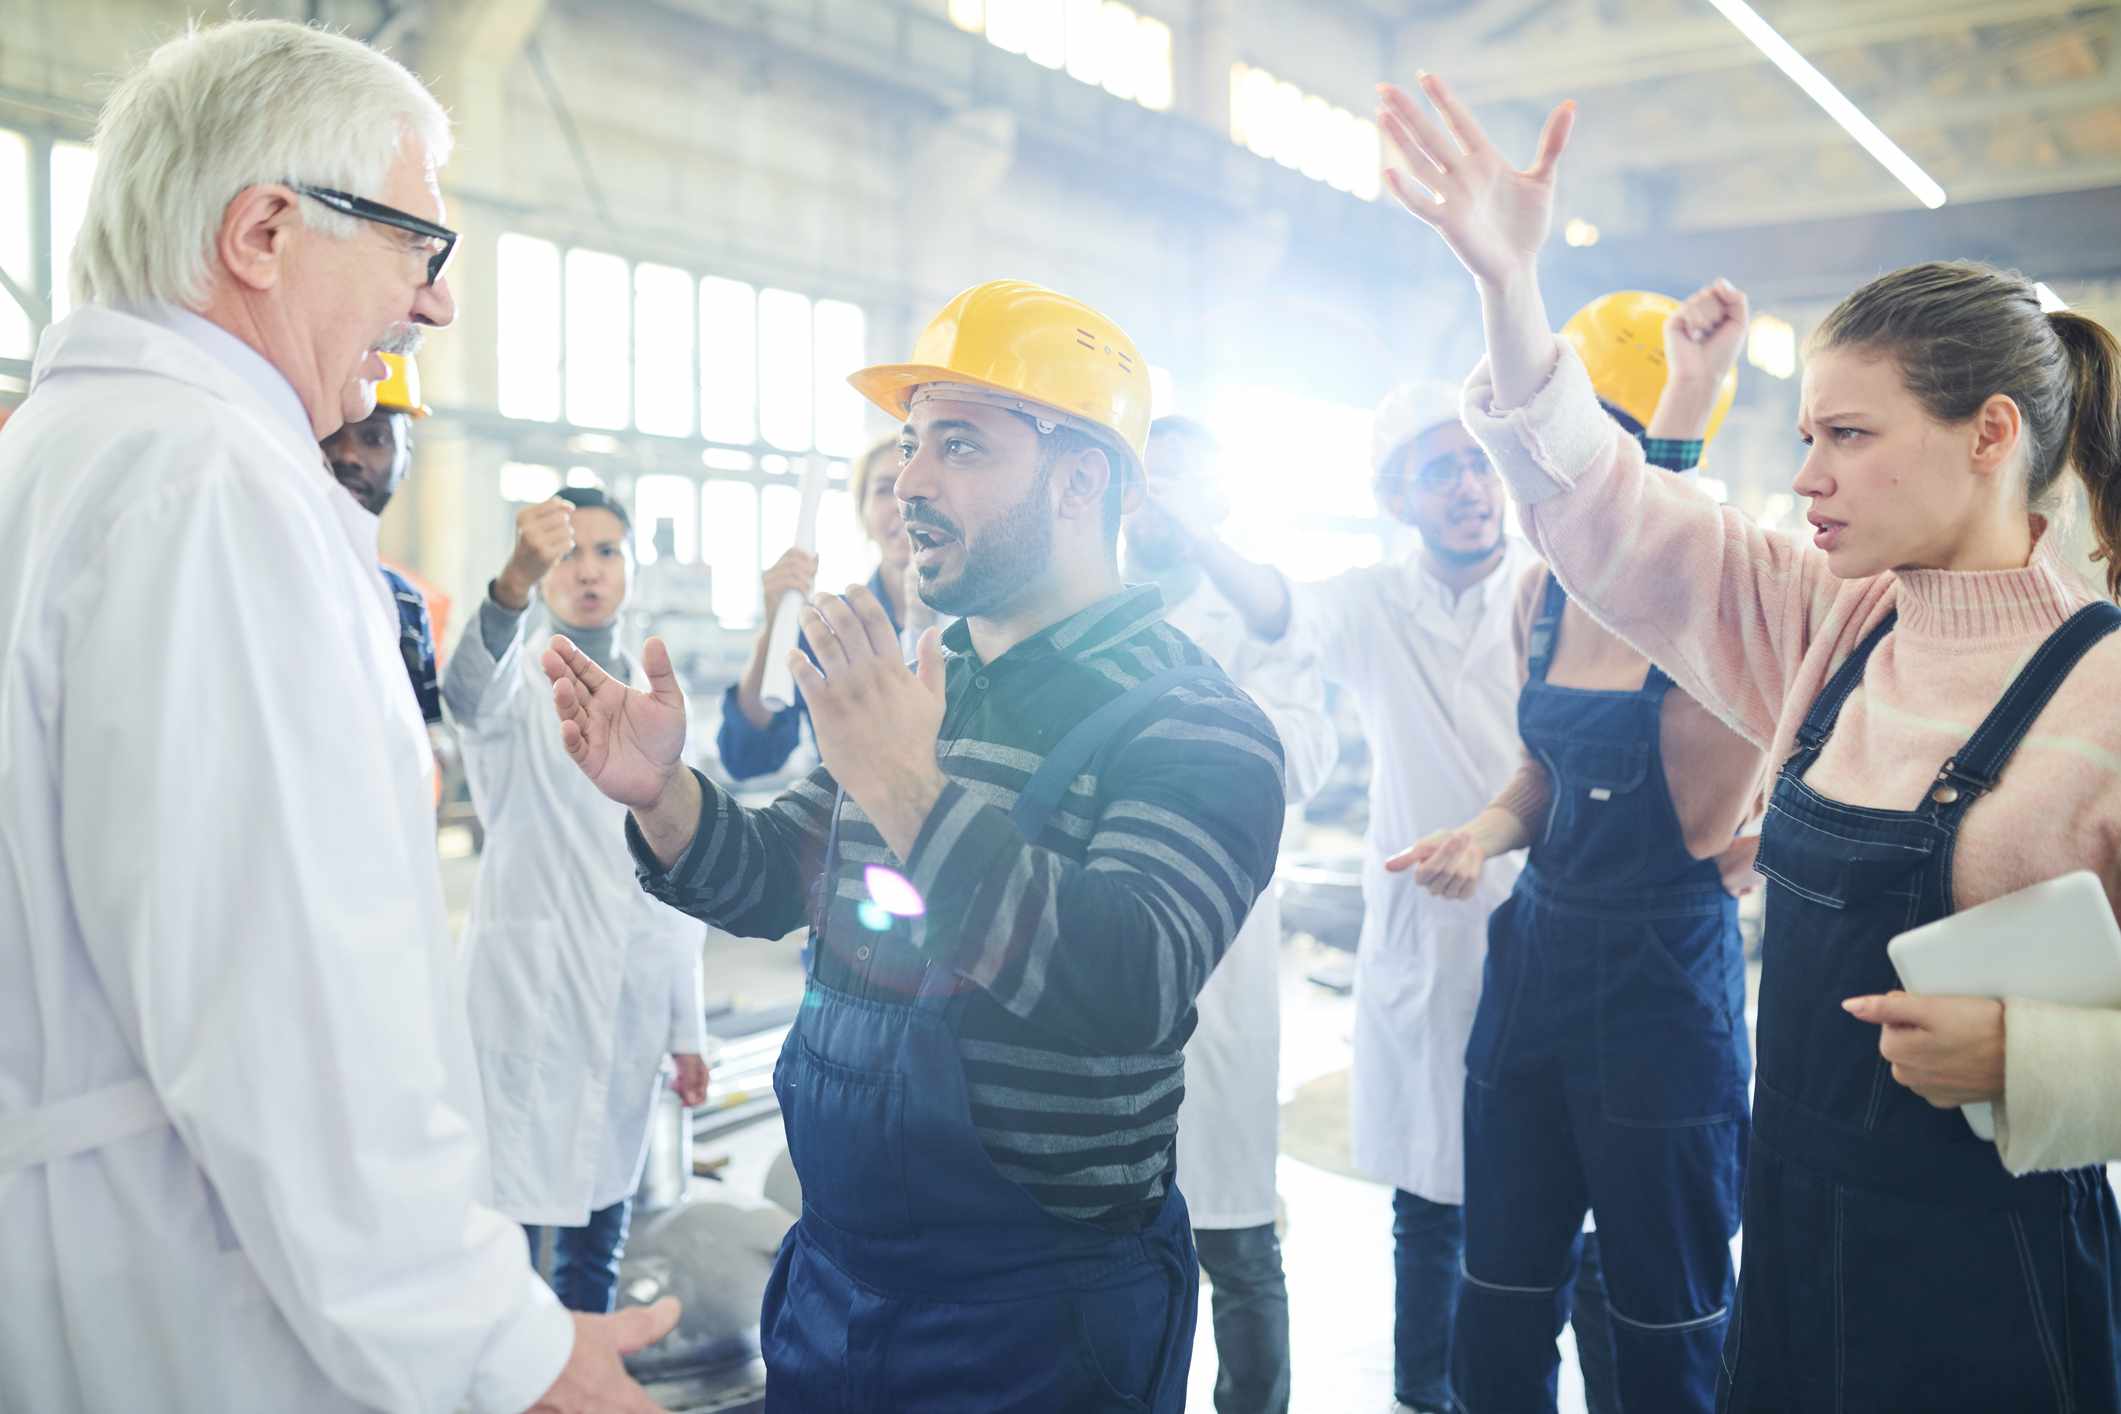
[32,304,323,469]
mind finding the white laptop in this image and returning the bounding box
[1887,870,2121,1140]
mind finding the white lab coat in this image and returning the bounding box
[1165,577,1338,1229]
[0,305,570,1413]
[445,605,707,1225]
[1291,538,1538,1204]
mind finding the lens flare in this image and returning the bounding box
[864,865,927,918]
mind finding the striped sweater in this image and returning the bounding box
[629,586,1288,1228]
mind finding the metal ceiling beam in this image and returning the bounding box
[1669,153,2121,228]
[1591,68,2121,170]
[1434,0,2108,102]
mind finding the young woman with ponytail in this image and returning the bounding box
[1375,71,2121,1413]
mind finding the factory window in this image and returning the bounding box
[0,130,31,360]
[1209,385,1387,576]
[757,288,815,453]
[951,0,1174,113]
[48,142,94,324]
[499,462,563,504]
[563,248,631,430]
[633,263,696,437]
[634,473,699,565]
[701,480,761,625]
[699,276,759,445]
[0,130,100,361]
[497,240,872,458]
[496,235,563,421]
[812,299,868,458]
[1229,63,1380,201]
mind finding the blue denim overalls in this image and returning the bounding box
[1455,574,1750,1413]
[1721,603,2121,1411]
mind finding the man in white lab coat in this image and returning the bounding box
[445,487,711,1313]
[1132,417,1339,1414]
[0,20,671,1414]
[1193,382,1535,1414]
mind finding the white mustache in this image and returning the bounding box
[376,323,424,356]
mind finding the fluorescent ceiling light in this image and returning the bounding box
[1701,0,1946,210]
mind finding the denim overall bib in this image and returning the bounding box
[1455,575,1750,1413]
[1721,603,2121,1412]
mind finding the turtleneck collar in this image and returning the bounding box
[1892,541,2087,643]
[552,614,622,676]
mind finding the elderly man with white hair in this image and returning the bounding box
[0,19,673,1414]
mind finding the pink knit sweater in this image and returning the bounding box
[1464,342,2121,1174]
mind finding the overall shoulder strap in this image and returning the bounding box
[1525,572,1567,683]
[1791,610,1899,765]
[1009,663,1225,842]
[1934,601,2121,808]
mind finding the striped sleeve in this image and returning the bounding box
[901,684,1287,1052]
[624,765,836,939]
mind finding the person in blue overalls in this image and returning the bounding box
[1395,287,1766,1412]
[543,279,1291,1412]
[1375,70,2121,1412]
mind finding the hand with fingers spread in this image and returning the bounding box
[1376,74,1576,289]
[524,1298,681,1414]
[790,585,949,860]
[542,635,690,811]
[1842,991,2007,1108]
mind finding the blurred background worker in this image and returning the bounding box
[1188,383,1557,1414]
[1395,287,1767,1413]
[1130,414,1340,1414]
[324,350,450,723]
[720,439,912,779]
[444,486,711,1314]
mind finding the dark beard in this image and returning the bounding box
[916,466,1055,618]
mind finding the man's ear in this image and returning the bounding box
[217,184,303,294]
[1056,443,1118,525]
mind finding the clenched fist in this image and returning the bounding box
[494,499,577,611]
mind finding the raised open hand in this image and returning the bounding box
[1377,74,1575,289]
[543,634,689,810]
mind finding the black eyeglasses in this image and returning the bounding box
[293,184,457,287]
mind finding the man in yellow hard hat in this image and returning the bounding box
[323,351,445,722]
[542,279,1291,1412]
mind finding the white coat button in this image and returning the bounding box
[856,944,872,961]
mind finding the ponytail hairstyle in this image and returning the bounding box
[1812,261,2121,595]
[2049,312,2121,595]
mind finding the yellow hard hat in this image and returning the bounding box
[373,351,431,418]
[1561,291,1736,443]
[848,280,1150,483]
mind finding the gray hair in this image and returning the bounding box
[72,18,452,310]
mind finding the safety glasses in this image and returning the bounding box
[293,184,458,287]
